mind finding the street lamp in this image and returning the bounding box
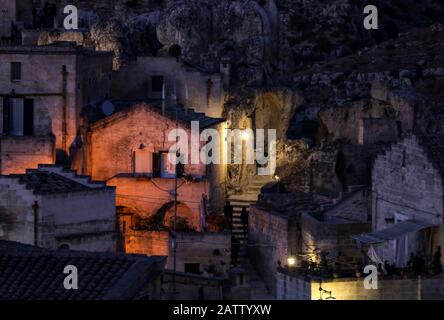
[287,256,296,267]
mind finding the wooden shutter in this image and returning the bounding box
[152,153,161,177]
[2,97,11,134]
[24,99,34,136]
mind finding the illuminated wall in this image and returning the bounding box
[0,136,55,174]
[276,271,444,300]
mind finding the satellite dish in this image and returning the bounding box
[101,100,115,116]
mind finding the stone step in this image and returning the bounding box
[229,200,257,207]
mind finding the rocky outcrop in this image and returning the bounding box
[30,1,444,195]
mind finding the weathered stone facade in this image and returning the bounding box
[0,165,117,252]
[162,270,227,300]
[0,135,55,174]
[168,232,231,278]
[86,102,226,229]
[248,189,370,296]
[248,205,291,295]
[372,135,444,266]
[124,230,169,257]
[0,43,113,173]
[109,176,208,231]
[277,270,444,300]
[112,56,225,118]
[125,230,231,278]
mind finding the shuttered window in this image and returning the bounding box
[11,62,21,82]
[2,97,34,136]
[161,152,176,178]
[134,148,152,174]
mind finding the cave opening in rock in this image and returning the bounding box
[168,44,182,58]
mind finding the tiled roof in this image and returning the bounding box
[10,170,101,195]
[0,240,165,300]
[89,100,225,130]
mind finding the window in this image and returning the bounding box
[2,97,34,136]
[160,152,176,178]
[184,263,200,275]
[150,152,177,178]
[151,75,164,93]
[11,62,21,82]
[134,147,152,174]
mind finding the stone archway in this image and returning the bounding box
[155,201,196,231]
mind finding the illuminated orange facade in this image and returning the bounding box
[0,44,113,174]
[85,102,223,244]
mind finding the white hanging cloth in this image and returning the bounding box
[367,245,387,274]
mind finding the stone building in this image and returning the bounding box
[82,101,226,233]
[0,239,166,300]
[0,0,33,40]
[0,42,113,174]
[0,165,117,252]
[112,56,225,118]
[248,187,371,296]
[276,269,444,300]
[124,230,231,278]
[354,134,444,268]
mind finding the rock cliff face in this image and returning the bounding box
[35,0,444,81]
[33,0,444,194]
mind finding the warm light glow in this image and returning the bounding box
[274,175,280,181]
[241,130,249,141]
[287,257,296,266]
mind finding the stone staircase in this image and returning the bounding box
[228,175,275,300]
[36,165,106,188]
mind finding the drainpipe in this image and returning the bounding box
[62,66,68,154]
[32,201,39,246]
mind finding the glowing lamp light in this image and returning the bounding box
[287,257,296,267]
[274,175,280,181]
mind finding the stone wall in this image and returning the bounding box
[42,188,117,251]
[88,103,207,180]
[162,270,226,300]
[0,176,35,245]
[277,271,444,300]
[0,0,16,38]
[108,176,208,231]
[358,118,399,145]
[301,212,371,268]
[318,83,414,146]
[112,56,225,118]
[0,51,76,153]
[0,47,113,164]
[168,232,231,278]
[0,136,55,174]
[0,174,117,252]
[124,231,230,278]
[276,272,311,300]
[372,135,444,265]
[125,230,169,256]
[248,206,289,295]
